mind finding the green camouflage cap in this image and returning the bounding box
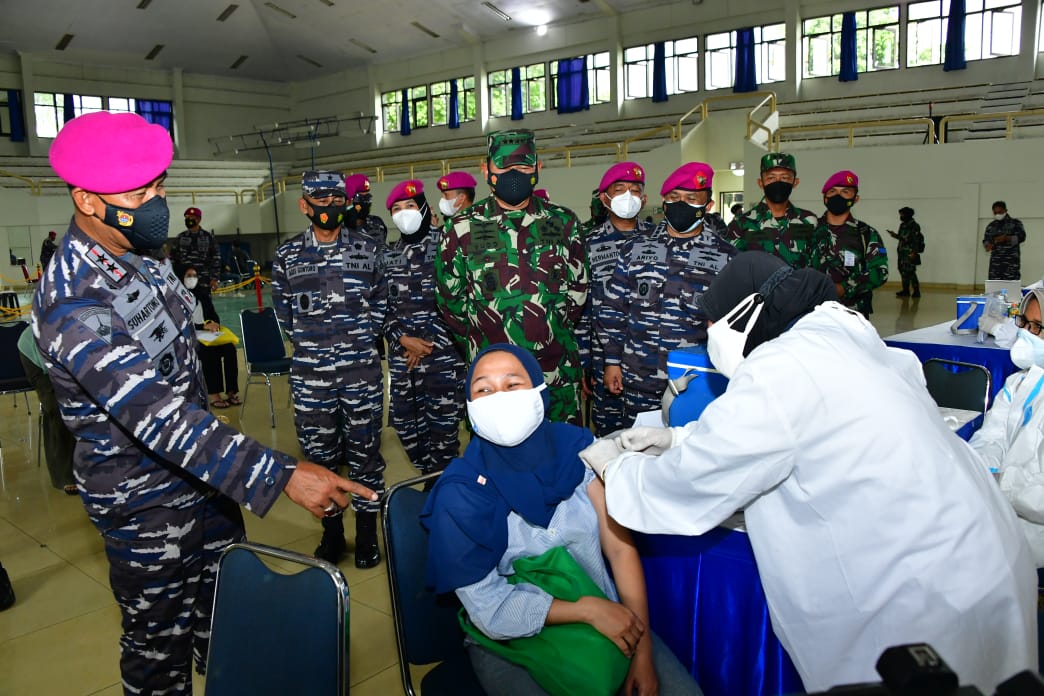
[487,129,537,168]
[760,152,797,174]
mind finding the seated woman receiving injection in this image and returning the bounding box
[421,344,700,696]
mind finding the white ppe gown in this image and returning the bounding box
[970,365,1044,565]
[603,302,1037,693]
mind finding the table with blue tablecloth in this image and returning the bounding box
[635,519,805,696]
[883,321,1017,407]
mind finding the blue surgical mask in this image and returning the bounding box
[1010,328,1044,370]
[99,195,171,250]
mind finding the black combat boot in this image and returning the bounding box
[314,514,348,564]
[354,511,381,569]
[0,563,14,611]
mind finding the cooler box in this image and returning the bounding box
[952,296,985,334]
[664,347,729,426]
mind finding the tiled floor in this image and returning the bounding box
[0,284,959,695]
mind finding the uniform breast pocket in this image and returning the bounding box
[289,273,324,315]
[526,243,569,296]
[468,254,524,301]
[787,223,814,243]
[632,274,662,307]
[388,282,410,304]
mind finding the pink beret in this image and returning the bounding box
[660,162,713,196]
[49,112,173,194]
[822,170,858,193]
[344,173,371,199]
[386,179,425,210]
[436,171,477,191]
[599,161,645,193]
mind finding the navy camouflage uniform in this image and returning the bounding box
[984,214,1027,281]
[170,227,220,289]
[272,224,388,512]
[33,224,295,695]
[598,215,737,422]
[579,217,653,435]
[384,224,466,474]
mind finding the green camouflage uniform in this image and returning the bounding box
[727,201,820,268]
[810,214,889,318]
[895,217,924,294]
[434,130,589,424]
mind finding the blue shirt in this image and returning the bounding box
[455,468,619,640]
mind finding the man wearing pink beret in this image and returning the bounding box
[32,112,375,695]
[599,162,737,423]
[809,169,889,318]
[344,172,389,243]
[436,170,478,219]
[581,161,655,434]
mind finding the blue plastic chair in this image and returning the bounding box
[205,542,350,695]
[382,473,486,696]
[238,307,292,427]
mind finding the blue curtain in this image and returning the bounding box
[944,0,967,71]
[134,100,173,134]
[511,67,523,120]
[556,57,589,114]
[652,42,668,103]
[449,78,460,129]
[62,94,76,124]
[399,88,411,136]
[7,90,24,142]
[839,12,858,82]
[734,28,758,93]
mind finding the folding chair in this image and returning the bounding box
[205,542,350,696]
[923,358,992,414]
[0,320,33,412]
[239,307,292,428]
[382,473,486,696]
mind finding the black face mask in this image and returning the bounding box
[98,194,171,250]
[307,203,346,231]
[185,218,197,229]
[763,181,793,204]
[900,214,911,222]
[489,168,537,207]
[825,194,853,216]
[663,200,706,234]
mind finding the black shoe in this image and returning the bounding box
[354,511,381,569]
[0,566,15,611]
[314,516,348,564]
[895,290,910,297]
[911,292,921,298]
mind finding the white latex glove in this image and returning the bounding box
[579,438,625,479]
[615,426,675,453]
[978,314,1003,336]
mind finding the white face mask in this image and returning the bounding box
[466,383,547,447]
[706,293,765,378]
[438,196,460,217]
[392,208,423,235]
[994,213,1006,221]
[1010,328,1044,369]
[184,277,198,290]
[608,192,642,220]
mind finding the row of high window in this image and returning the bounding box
[379,0,1023,133]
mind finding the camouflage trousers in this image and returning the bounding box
[291,363,386,513]
[620,377,667,427]
[102,494,245,696]
[989,250,1021,281]
[388,350,466,475]
[590,355,628,436]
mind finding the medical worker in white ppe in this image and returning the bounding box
[580,251,1036,694]
[972,288,1044,565]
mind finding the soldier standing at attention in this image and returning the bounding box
[170,206,220,295]
[983,200,1026,281]
[383,179,465,476]
[599,162,737,424]
[810,170,888,319]
[272,171,388,569]
[39,230,58,269]
[435,128,588,425]
[345,173,389,244]
[435,170,478,220]
[581,162,654,435]
[727,152,819,268]
[889,206,924,298]
[33,112,374,695]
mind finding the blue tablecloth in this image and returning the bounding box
[635,527,805,696]
[883,321,1018,407]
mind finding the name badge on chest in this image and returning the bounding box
[343,244,374,273]
[631,239,667,266]
[688,245,729,274]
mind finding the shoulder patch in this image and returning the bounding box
[78,307,113,344]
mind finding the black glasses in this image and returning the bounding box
[1015,314,1044,335]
